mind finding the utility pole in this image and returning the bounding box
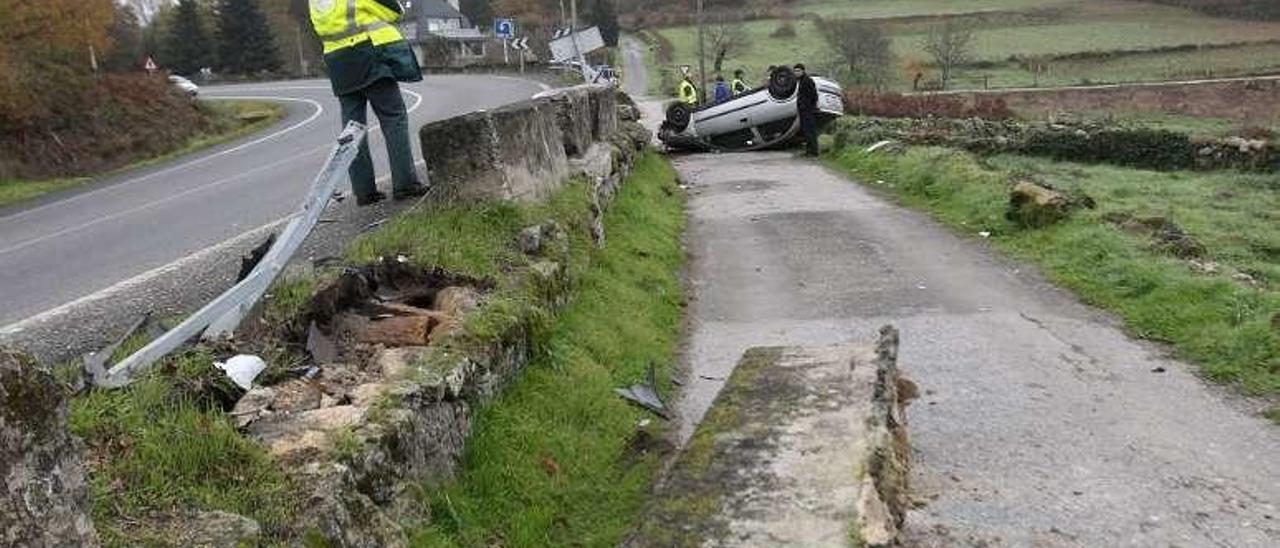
[696,0,706,103]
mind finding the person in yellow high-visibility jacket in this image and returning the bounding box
[310,0,426,205]
[678,76,699,106]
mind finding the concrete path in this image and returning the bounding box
[671,150,1280,546]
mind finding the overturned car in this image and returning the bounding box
[659,67,845,152]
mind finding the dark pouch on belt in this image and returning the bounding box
[379,40,423,83]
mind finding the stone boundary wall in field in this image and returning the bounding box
[947,77,1280,121]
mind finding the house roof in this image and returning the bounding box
[405,0,467,20]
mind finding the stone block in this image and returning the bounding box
[544,86,594,157]
[0,348,98,547]
[419,98,569,203]
[588,85,619,141]
[632,327,910,547]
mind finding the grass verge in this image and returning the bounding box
[68,348,296,546]
[0,100,284,209]
[826,143,1280,397]
[410,153,686,546]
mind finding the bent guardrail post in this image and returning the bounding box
[93,121,367,388]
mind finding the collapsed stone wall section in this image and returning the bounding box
[293,86,651,546]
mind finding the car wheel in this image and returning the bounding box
[665,102,692,132]
[768,67,797,101]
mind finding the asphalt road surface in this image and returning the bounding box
[672,149,1279,546]
[0,75,546,328]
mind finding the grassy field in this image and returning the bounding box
[649,0,1280,93]
[412,153,686,546]
[0,100,284,209]
[824,134,1280,400]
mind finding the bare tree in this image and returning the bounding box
[817,18,892,89]
[705,13,749,74]
[921,20,975,90]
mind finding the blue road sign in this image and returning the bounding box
[494,18,515,39]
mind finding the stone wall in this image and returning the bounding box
[1,348,98,547]
[947,77,1280,122]
[289,86,650,546]
[419,85,628,203]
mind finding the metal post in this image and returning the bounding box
[503,38,509,64]
[696,0,707,103]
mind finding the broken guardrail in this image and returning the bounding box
[89,121,368,388]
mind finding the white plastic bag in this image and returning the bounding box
[214,354,267,390]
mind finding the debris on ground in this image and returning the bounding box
[616,363,670,419]
[214,355,266,390]
[1007,181,1075,228]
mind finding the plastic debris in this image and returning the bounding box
[615,363,670,419]
[306,321,338,364]
[215,355,267,390]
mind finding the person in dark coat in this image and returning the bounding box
[794,63,820,157]
[713,75,731,104]
[312,0,428,205]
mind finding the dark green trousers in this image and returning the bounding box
[338,77,419,199]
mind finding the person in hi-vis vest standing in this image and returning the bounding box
[309,0,427,205]
[678,75,699,106]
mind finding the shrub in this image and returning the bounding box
[1019,128,1196,170]
[770,20,797,38]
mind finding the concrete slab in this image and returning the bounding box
[632,329,909,547]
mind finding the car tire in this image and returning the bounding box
[768,67,797,100]
[665,102,691,132]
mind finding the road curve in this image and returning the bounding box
[0,75,547,327]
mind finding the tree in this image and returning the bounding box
[817,18,892,89]
[0,0,114,131]
[921,20,974,91]
[104,4,145,72]
[591,0,620,47]
[218,0,282,75]
[461,0,495,28]
[706,13,749,74]
[164,0,215,76]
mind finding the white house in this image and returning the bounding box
[399,0,487,65]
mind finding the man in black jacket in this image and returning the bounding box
[794,63,820,157]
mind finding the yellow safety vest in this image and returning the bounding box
[731,78,747,94]
[678,80,698,105]
[310,0,405,54]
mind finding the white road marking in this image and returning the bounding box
[0,96,325,225]
[0,159,426,337]
[0,90,422,256]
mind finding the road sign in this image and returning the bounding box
[494,18,515,39]
[509,37,529,51]
[549,26,605,63]
[143,56,157,73]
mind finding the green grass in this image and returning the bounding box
[798,0,1068,19]
[0,100,284,209]
[69,349,296,546]
[410,153,686,546]
[826,141,1280,395]
[651,0,1280,93]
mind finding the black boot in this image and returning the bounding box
[356,190,386,206]
[392,184,430,201]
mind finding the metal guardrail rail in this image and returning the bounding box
[91,121,368,388]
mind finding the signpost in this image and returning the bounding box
[143,56,157,75]
[493,18,515,39]
[510,37,529,73]
[494,18,516,64]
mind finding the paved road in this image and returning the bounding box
[672,150,1279,546]
[621,35,651,98]
[0,75,546,328]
